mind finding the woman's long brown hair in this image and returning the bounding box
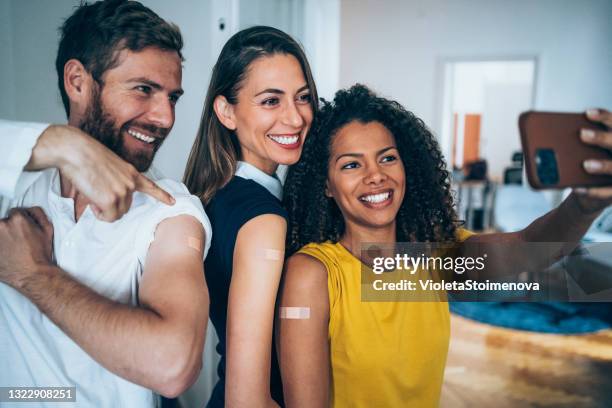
[183,26,318,205]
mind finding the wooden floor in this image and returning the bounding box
[441,314,612,408]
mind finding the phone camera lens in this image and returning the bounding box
[535,149,559,186]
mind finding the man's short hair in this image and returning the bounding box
[55,0,184,117]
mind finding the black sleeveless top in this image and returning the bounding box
[204,176,287,407]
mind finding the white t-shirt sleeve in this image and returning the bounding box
[0,120,49,198]
[135,179,212,267]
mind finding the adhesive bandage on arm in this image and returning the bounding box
[187,236,202,252]
[150,234,203,254]
[148,215,205,257]
[258,248,283,261]
[279,306,311,319]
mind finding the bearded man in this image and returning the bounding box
[0,1,211,406]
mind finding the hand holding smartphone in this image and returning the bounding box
[519,110,612,190]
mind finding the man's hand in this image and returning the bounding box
[0,207,54,289]
[573,109,612,214]
[27,125,175,222]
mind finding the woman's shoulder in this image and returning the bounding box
[208,176,286,220]
[211,176,275,202]
[286,242,347,309]
[286,251,328,274]
[298,240,338,253]
[283,251,329,295]
[295,241,347,271]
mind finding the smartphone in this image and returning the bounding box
[519,111,612,190]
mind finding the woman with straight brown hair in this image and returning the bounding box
[184,26,318,407]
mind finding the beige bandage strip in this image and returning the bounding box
[187,236,202,252]
[279,307,310,319]
[262,248,283,261]
[150,235,202,253]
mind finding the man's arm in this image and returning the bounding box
[0,120,48,200]
[0,120,174,221]
[0,120,49,218]
[0,210,208,397]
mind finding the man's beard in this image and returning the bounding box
[79,87,167,172]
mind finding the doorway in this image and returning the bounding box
[440,59,537,181]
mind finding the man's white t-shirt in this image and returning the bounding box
[0,120,212,407]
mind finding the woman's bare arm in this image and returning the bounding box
[276,253,330,408]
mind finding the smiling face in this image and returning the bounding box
[326,121,406,232]
[79,46,183,171]
[222,53,313,174]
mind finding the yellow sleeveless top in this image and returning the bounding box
[298,229,473,407]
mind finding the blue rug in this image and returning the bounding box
[450,302,612,334]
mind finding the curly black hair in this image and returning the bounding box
[284,84,460,254]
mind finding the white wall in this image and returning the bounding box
[2,0,74,122]
[141,0,214,181]
[340,0,612,136]
[302,0,340,101]
[0,1,15,119]
[239,0,302,35]
[481,83,532,179]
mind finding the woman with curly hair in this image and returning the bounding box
[277,84,612,407]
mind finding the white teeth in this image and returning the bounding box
[268,135,299,145]
[361,191,391,203]
[128,129,155,143]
